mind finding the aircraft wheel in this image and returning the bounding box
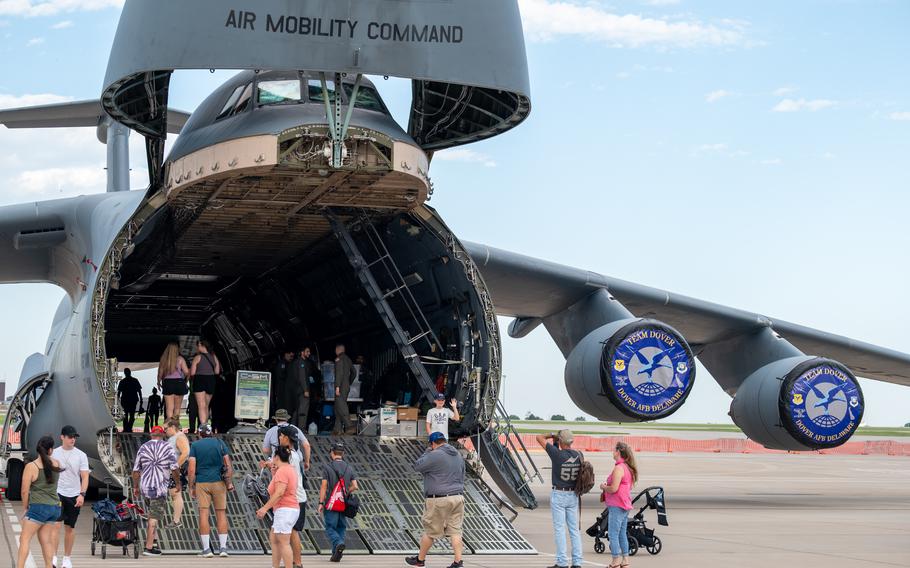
[5,459,24,501]
[594,541,605,554]
[628,536,639,556]
[647,536,662,555]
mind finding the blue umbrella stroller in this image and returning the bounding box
[586,486,668,556]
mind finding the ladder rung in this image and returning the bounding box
[407,330,430,345]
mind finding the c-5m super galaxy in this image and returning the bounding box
[1,0,909,512]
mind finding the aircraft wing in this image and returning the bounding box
[464,241,910,386]
[0,99,189,134]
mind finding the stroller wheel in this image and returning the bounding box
[628,536,639,556]
[594,541,605,554]
[647,536,662,555]
[102,545,107,559]
[91,542,96,556]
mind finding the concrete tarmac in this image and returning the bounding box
[1,451,907,568]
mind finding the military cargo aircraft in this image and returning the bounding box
[1,0,908,510]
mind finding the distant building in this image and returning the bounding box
[0,382,5,401]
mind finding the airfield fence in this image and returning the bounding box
[464,433,910,457]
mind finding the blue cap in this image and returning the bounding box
[429,431,446,443]
[434,393,446,400]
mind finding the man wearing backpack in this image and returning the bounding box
[536,429,584,568]
[317,442,358,562]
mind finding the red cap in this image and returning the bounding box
[150,426,166,435]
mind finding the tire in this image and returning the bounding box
[594,541,605,554]
[91,542,96,556]
[133,544,139,559]
[5,459,24,501]
[628,536,639,556]
[102,545,107,559]
[647,536,662,555]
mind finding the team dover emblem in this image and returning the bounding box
[785,362,864,447]
[606,323,694,419]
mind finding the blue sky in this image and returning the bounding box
[1,1,909,425]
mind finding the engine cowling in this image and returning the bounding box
[565,318,696,421]
[730,356,865,450]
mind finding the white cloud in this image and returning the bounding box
[616,71,631,80]
[644,0,681,5]
[705,89,733,103]
[773,86,796,96]
[434,148,497,168]
[772,98,836,112]
[889,111,910,121]
[0,92,72,108]
[0,0,123,17]
[25,36,44,46]
[51,19,72,29]
[820,152,835,160]
[693,143,727,154]
[518,0,746,47]
[13,165,106,195]
[760,158,782,165]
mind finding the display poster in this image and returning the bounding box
[235,370,271,421]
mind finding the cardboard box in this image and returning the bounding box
[380,423,400,437]
[399,420,418,437]
[380,407,398,424]
[397,406,419,421]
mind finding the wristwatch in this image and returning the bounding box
[79,492,86,497]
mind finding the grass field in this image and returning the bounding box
[511,420,910,437]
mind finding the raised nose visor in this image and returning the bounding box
[164,125,430,210]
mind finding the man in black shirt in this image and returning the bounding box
[290,346,317,431]
[536,429,583,568]
[117,368,143,432]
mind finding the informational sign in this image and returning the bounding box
[235,370,271,421]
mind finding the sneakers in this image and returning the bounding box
[447,562,464,568]
[546,565,568,568]
[405,556,426,567]
[219,548,229,558]
[199,548,214,558]
[330,543,346,562]
[168,520,183,529]
[143,548,162,556]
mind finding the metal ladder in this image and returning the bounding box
[326,209,441,403]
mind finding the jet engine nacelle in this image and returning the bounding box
[565,318,696,421]
[730,356,865,450]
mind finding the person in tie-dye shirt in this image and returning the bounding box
[131,426,180,556]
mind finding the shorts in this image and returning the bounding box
[26,504,61,525]
[57,495,82,528]
[146,497,168,522]
[422,495,464,539]
[272,507,300,534]
[293,502,306,532]
[196,481,227,510]
[192,375,216,395]
[162,379,188,396]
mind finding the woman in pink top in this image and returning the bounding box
[256,446,299,568]
[600,442,639,568]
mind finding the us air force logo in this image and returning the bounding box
[605,324,694,419]
[785,362,864,447]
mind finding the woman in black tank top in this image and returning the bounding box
[190,339,221,427]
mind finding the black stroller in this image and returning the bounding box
[90,480,140,559]
[586,486,668,556]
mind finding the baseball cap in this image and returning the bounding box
[150,426,166,436]
[198,423,214,436]
[331,442,345,453]
[557,429,574,445]
[434,393,446,401]
[428,431,446,443]
[60,425,79,438]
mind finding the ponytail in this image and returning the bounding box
[37,436,62,483]
[615,441,639,484]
